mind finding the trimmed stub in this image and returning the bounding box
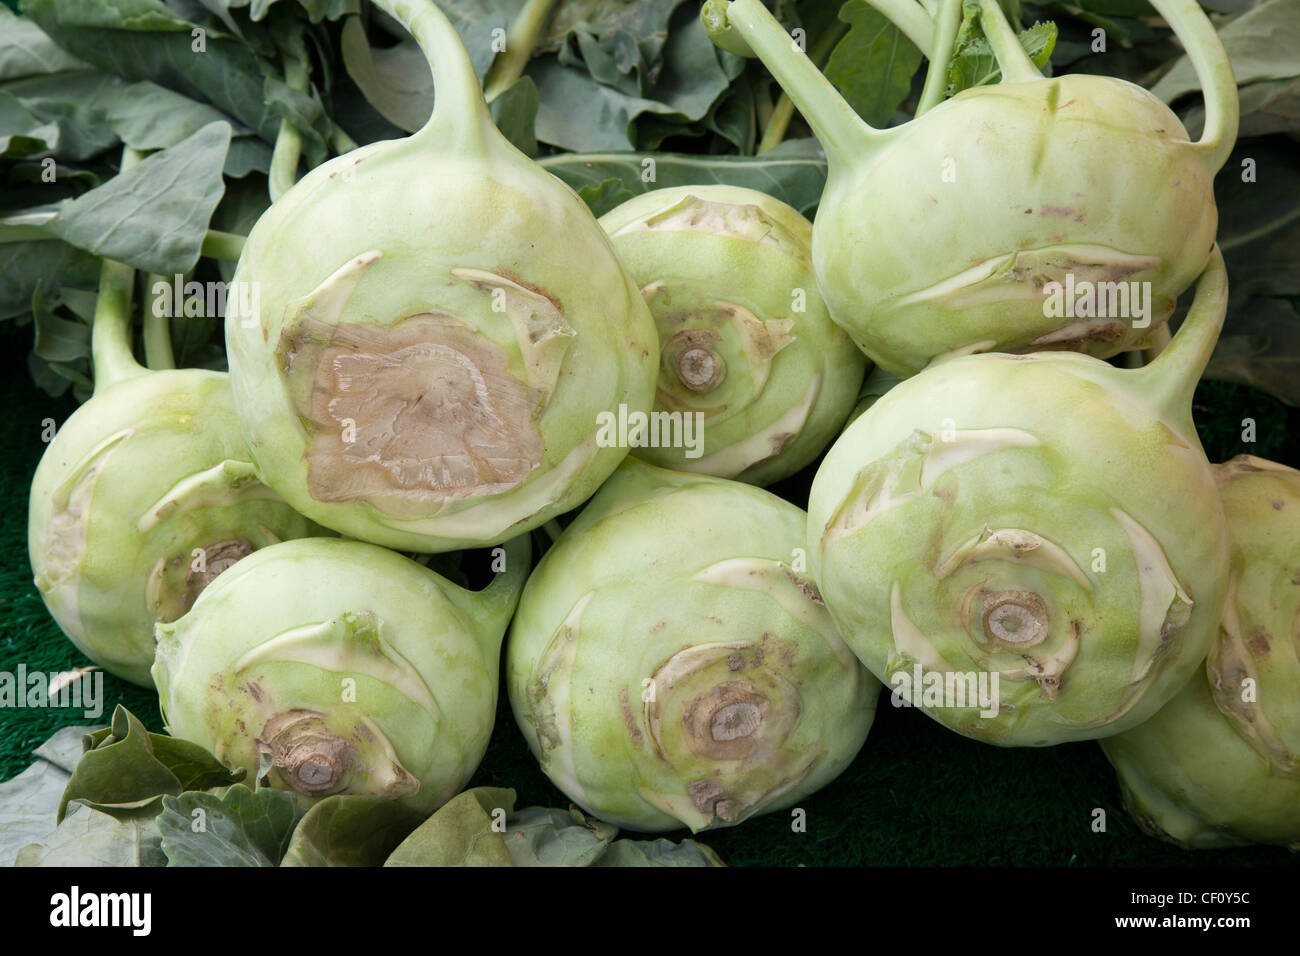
[151,539,518,814]
[506,460,877,833]
[27,370,324,687]
[807,349,1228,746]
[599,185,864,487]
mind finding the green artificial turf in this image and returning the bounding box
[2,317,1297,867]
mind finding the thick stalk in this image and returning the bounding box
[757,18,848,154]
[1149,0,1238,172]
[91,151,148,394]
[467,535,532,639]
[372,0,495,141]
[916,0,962,114]
[200,229,247,262]
[483,0,558,102]
[268,30,311,202]
[858,0,934,50]
[977,0,1041,83]
[704,0,881,163]
[144,273,175,370]
[1133,245,1227,422]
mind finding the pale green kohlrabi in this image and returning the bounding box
[27,188,327,687]
[597,185,865,485]
[225,0,658,553]
[152,536,529,815]
[807,247,1232,747]
[506,459,878,833]
[702,0,1238,375]
[1101,456,1300,849]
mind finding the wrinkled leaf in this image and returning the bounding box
[0,726,94,866]
[17,803,165,867]
[500,806,618,866]
[384,787,517,866]
[281,795,424,867]
[158,785,304,866]
[593,837,726,866]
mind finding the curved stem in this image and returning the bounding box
[977,0,1041,83]
[144,273,175,370]
[469,534,533,641]
[1149,0,1238,172]
[200,229,247,262]
[917,0,962,114]
[371,0,495,139]
[859,0,934,51]
[483,0,558,102]
[268,30,311,202]
[1133,245,1227,422]
[707,0,881,164]
[91,151,148,394]
[757,18,847,154]
[330,125,360,155]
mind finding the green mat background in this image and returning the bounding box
[2,314,1298,867]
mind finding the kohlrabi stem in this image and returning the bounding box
[91,150,147,394]
[1133,245,1227,420]
[860,0,934,50]
[706,0,882,162]
[268,29,311,202]
[371,0,495,139]
[757,18,847,154]
[917,0,962,114]
[1148,0,1239,172]
[144,273,175,370]
[483,0,558,102]
[917,0,938,15]
[200,229,246,262]
[472,535,533,640]
[977,0,1042,83]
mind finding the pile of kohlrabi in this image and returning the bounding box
[11,0,1300,866]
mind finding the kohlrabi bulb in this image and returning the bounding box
[806,248,1232,746]
[598,185,865,485]
[28,369,327,687]
[506,459,878,833]
[152,536,528,814]
[226,0,658,552]
[703,0,1238,375]
[1101,455,1300,849]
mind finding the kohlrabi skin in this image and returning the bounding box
[152,536,529,815]
[27,208,327,688]
[226,0,658,553]
[806,247,1232,747]
[598,185,865,485]
[1100,456,1300,849]
[703,0,1238,376]
[506,458,878,833]
[1206,456,1300,775]
[28,371,327,686]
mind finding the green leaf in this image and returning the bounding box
[593,837,726,866]
[57,704,242,823]
[577,177,639,217]
[158,785,304,866]
[384,787,517,866]
[104,80,242,150]
[16,804,165,867]
[499,806,618,866]
[339,14,431,133]
[0,726,95,866]
[0,240,99,321]
[0,7,90,80]
[540,141,827,216]
[43,121,231,275]
[281,795,424,866]
[824,3,924,128]
[1206,295,1300,408]
[31,285,89,362]
[489,74,539,157]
